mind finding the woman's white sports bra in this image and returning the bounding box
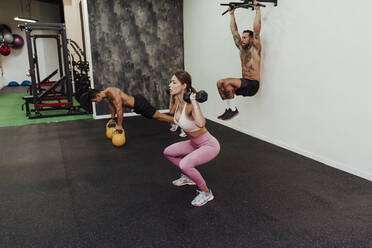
[173,103,201,133]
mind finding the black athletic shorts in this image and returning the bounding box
[235,78,259,96]
[133,95,156,119]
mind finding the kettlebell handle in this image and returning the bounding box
[113,128,124,134]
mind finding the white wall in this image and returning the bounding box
[63,0,85,93]
[184,0,372,181]
[0,0,61,88]
[63,0,84,53]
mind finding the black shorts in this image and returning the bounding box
[133,95,156,119]
[235,78,259,96]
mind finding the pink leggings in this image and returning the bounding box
[163,131,220,189]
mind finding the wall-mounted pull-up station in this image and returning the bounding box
[220,0,278,15]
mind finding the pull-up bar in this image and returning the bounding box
[220,0,278,15]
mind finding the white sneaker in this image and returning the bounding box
[191,190,214,207]
[179,129,187,137]
[172,174,196,186]
[170,124,178,132]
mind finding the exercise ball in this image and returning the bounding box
[3,33,13,44]
[0,44,11,56]
[8,81,19,87]
[79,92,93,113]
[106,122,116,139]
[12,34,24,49]
[112,130,126,147]
[0,24,12,34]
[21,80,31,86]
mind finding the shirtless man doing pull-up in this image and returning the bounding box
[217,1,262,120]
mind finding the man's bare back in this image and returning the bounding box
[103,87,134,108]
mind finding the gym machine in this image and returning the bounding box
[19,23,92,119]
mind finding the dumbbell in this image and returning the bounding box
[166,88,208,103]
[183,90,208,103]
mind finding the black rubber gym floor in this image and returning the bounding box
[0,117,371,248]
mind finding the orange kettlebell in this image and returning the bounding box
[112,129,126,147]
[106,122,116,139]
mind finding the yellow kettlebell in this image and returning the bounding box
[106,122,116,139]
[112,129,126,147]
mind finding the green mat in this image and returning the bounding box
[0,93,92,127]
